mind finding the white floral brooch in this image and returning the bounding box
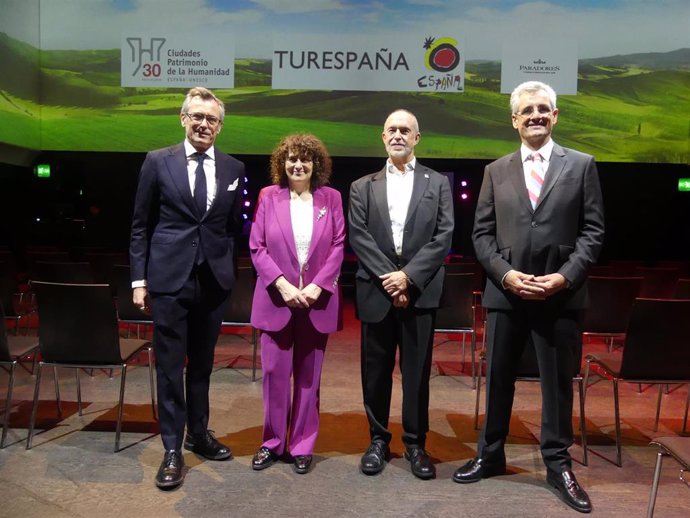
[317,206,327,220]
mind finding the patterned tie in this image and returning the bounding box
[527,153,545,209]
[193,152,207,217]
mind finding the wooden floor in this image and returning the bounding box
[1,300,689,517]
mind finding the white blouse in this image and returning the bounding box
[290,192,313,287]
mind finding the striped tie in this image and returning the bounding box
[527,153,545,209]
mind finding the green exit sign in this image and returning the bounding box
[35,164,51,178]
[679,178,690,192]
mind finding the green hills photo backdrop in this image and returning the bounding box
[1,33,688,163]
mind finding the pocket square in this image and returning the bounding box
[227,178,239,191]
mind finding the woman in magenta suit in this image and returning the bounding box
[249,134,345,474]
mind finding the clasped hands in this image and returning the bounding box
[274,276,322,308]
[504,270,567,300]
[380,270,410,308]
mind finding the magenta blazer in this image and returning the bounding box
[249,184,345,334]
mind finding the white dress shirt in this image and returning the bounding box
[386,159,415,256]
[290,191,313,288]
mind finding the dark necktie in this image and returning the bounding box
[194,152,207,217]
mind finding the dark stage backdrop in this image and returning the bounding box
[1,153,688,263]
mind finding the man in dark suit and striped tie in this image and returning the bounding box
[453,81,604,513]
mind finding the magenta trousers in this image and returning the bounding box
[260,309,328,456]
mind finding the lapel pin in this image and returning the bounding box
[317,206,327,220]
[424,173,429,178]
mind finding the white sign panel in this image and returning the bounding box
[500,39,578,95]
[121,34,234,88]
[272,35,464,93]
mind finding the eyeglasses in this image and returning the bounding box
[514,105,554,118]
[184,112,221,127]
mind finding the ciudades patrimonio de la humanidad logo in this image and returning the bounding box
[420,36,462,91]
[127,37,166,79]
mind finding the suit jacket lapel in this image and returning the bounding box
[275,187,299,263]
[165,144,197,217]
[508,150,534,214]
[306,188,326,264]
[535,144,566,212]
[207,153,229,218]
[371,168,396,251]
[404,165,429,226]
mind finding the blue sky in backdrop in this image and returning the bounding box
[1,0,688,59]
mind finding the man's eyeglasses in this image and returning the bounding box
[184,112,221,127]
[515,105,553,118]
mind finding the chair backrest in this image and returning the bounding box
[435,272,475,330]
[0,301,11,361]
[444,262,484,292]
[620,298,690,380]
[581,276,643,334]
[673,279,690,300]
[635,267,680,299]
[32,261,95,283]
[86,252,129,285]
[0,261,17,316]
[32,281,123,364]
[223,265,256,325]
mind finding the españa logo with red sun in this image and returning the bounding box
[423,36,460,72]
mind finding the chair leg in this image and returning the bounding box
[53,366,62,419]
[1,361,17,448]
[654,384,663,432]
[76,369,83,416]
[147,346,157,420]
[461,333,466,373]
[26,362,44,449]
[613,379,622,467]
[577,377,588,466]
[470,332,477,390]
[646,451,666,518]
[251,328,258,382]
[115,365,127,453]
[683,383,689,435]
[582,361,592,405]
[474,359,482,430]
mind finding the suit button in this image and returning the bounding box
[531,222,537,228]
[304,263,309,271]
[192,241,197,247]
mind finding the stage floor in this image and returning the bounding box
[1,301,688,517]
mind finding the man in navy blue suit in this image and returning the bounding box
[130,87,245,489]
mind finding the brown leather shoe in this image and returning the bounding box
[155,450,185,489]
[546,469,592,513]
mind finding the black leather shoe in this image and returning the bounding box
[405,448,436,480]
[452,457,506,484]
[184,430,232,460]
[546,470,592,513]
[292,455,313,474]
[155,450,185,489]
[360,441,389,475]
[252,446,279,470]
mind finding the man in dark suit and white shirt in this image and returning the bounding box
[453,81,604,513]
[348,109,454,480]
[130,87,245,489]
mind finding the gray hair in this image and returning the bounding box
[509,81,557,114]
[181,87,225,122]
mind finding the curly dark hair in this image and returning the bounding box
[269,133,333,189]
